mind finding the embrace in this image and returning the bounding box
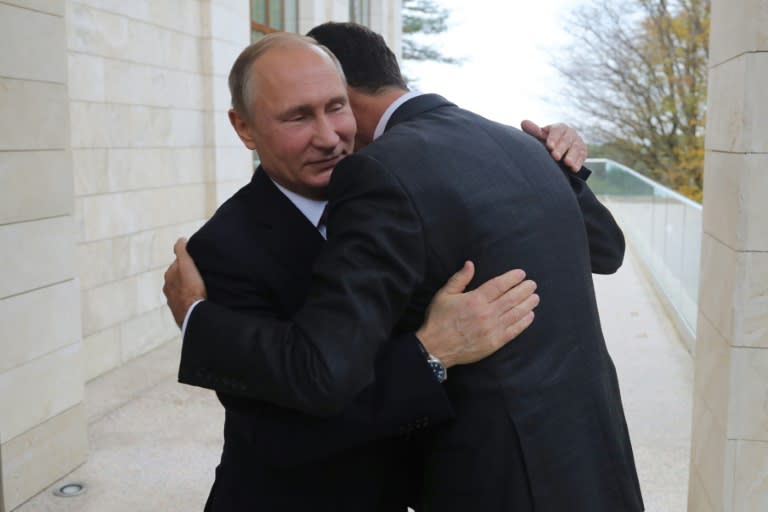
[163,22,644,512]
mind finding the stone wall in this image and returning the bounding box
[688,0,768,510]
[0,2,87,510]
[67,0,251,381]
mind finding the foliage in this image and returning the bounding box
[556,0,710,202]
[402,0,460,64]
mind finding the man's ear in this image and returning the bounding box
[228,108,259,150]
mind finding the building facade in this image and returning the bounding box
[0,1,401,510]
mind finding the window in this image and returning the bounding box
[251,0,299,40]
[349,0,370,26]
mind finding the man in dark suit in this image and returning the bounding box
[171,33,586,511]
[165,27,643,511]
[185,162,540,511]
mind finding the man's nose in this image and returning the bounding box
[312,114,341,148]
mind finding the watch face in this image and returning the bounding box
[428,359,447,383]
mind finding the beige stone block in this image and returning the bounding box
[211,75,231,112]
[706,53,768,153]
[0,216,75,299]
[214,110,246,148]
[148,220,206,270]
[0,0,64,16]
[74,0,203,36]
[0,78,68,151]
[135,269,167,315]
[710,0,768,66]
[67,4,203,73]
[67,3,129,58]
[0,150,73,224]
[210,39,244,78]
[80,275,138,335]
[0,280,80,374]
[72,148,108,196]
[0,404,86,512]
[95,104,206,149]
[693,313,732,434]
[67,52,105,102]
[69,101,109,149]
[733,439,768,511]
[0,3,66,83]
[102,60,165,107]
[120,306,178,362]
[736,252,768,348]
[214,146,252,182]
[729,347,768,440]
[698,233,737,342]
[689,394,733,510]
[82,326,121,380]
[74,147,208,197]
[0,343,84,442]
[77,238,116,289]
[703,152,768,253]
[210,2,250,44]
[79,184,207,242]
[688,469,716,512]
[172,148,211,186]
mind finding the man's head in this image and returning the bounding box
[227,33,356,199]
[307,22,409,147]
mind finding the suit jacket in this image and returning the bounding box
[185,168,452,511]
[181,95,644,511]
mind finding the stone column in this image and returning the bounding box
[0,1,87,510]
[689,0,768,510]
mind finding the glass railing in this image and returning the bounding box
[586,158,702,348]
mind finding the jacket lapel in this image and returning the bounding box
[247,167,325,272]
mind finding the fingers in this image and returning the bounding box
[493,279,538,314]
[546,123,588,172]
[440,261,476,294]
[521,119,547,141]
[545,123,573,160]
[504,311,535,341]
[473,268,526,302]
[174,237,189,260]
[562,144,587,172]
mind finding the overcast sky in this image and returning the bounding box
[402,0,586,129]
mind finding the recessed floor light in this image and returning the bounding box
[53,482,86,497]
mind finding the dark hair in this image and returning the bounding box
[307,22,407,94]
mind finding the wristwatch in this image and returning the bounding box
[425,353,447,383]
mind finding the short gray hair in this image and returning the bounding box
[228,32,347,119]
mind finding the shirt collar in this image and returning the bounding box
[373,90,424,141]
[269,178,327,228]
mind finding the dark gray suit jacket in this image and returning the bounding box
[180,95,644,511]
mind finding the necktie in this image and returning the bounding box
[317,205,329,239]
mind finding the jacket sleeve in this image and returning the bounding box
[561,165,625,274]
[180,154,432,416]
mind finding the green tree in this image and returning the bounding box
[556,0,710,201]
[402,0,459,64]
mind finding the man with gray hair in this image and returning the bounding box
[164,30,617,511]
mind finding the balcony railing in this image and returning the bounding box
[586,158,702,350]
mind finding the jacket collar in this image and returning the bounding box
[385,94,455,132]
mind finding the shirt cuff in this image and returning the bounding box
[181,299,205,338]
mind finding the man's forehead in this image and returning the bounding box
[251,46,346,104]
